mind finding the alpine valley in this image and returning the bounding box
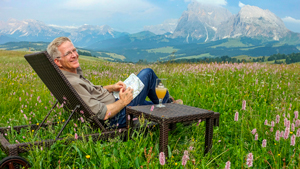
[1,2,300,62]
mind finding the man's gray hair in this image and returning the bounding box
[47,37,72,60]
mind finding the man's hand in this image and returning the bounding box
[113,81,126,92]
[119,87,133,106]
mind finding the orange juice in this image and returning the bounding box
[156,87,167,99]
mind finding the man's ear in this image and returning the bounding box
[54,58,62,68]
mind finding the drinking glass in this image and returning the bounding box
[155,78,167,107]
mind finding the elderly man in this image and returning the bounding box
[47,37,181,128]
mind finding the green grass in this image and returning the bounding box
[1,50,300,168]
[209,39,250,48]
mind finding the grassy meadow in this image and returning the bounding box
[0,50,300,168]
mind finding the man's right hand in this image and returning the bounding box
[119,87,133,106]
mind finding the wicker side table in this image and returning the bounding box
[126,103,215,157]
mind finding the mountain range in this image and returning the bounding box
[0,2,300,62]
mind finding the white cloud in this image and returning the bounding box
[282,16,300,24]
[185,0,227,6]
[239,1,245,8]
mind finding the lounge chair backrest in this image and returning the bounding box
[24,51,106,130]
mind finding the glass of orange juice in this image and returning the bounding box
[155,78,167,107]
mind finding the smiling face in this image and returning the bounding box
[54,41,80,73]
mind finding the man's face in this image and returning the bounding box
[56,41,80,73]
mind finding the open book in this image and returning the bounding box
[113,73,144,99]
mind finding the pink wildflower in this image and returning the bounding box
[296,128,300,137]
[182,150,189,166]
[189,146,193,150]
[255,133,258,140]
[262,139,267,147]
[119,129,122,133]
[291,134,296,146]
[242,100,246,110]
[251,129,257,135]
[75,133,78,140]
[80,110,84,114]
[41,147,43,151]
[21,110,23,113]
[246,153,253,167]
[4,133,7,136]
[197,119,202,126]
[15,140,19,143]
[287,113,290,118]
[271,121,274,127]
[291,123,295,131]
[296,119,300,127]
[224,161,231,169]
[295,111,299,119]
[159,152,165,165]
[23,136,26,139]
[19,97,21,101]
[23,114,27,120]
[80,117,84,123]
[275,130,280,141]
[234,112,239,121]
[37,96,40,101]
[270,128,273,132]
[264,119,268,125]
[281,131,284,138]
[128,115,131,120]
[284,127,290,140]
[74,123,77,127]
[150,105,154,111]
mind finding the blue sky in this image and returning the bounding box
[0,0,299,33]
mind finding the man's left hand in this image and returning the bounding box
[113,81,126,91]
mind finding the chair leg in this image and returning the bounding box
[34,100,59,136]
[55,105,80,140]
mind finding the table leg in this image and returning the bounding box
[204,118,213,154]
[159,122,169,158]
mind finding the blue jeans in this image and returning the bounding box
[109,68,169,128]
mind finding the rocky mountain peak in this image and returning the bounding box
[172,2,232,42]
[215,5,289,40]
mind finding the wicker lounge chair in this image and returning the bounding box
[0,51,127,168]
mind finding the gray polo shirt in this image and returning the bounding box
[61,69,115,120]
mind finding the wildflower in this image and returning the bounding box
[80,110,84,114]
[15,140,19,144]
[119,129,122,133]
[242,100,246,110]
[159,152,165,165]
[284,127,290,139]
[128,115,131,120]
[36,123,39,126]
[296,128,300,137]
[19,97,21,101]
[262,139,267,147]
[287,113,290,118]
[246,153,253,167]
[278,154,280,156]
[74,128,76,132]
[270,128,273,132]
[32,130,34,132]
[281,131,284,138]
[175,163,178,166]
[291,134,296,146]
[63,96,67,100]
[271,121,274,127]
[224,161,231,169]
[37,96,40,101]
[4,133,7,136]
[275,130,280,141]
[23,136,25,139]
[85,155,90,159]
[234,112,239,121]
[296,119,300,127]
[41,147,43,151]
[74,123,77,127]
[189,146,193,150]
[291,123,295,131]
[295,111,299,119]
[75,133,78,140]
[264,119,268,125]
[23,114,27,120]
[251,129,257,135]
[80,117,84,123]
[21,110,23,113]
[150,105,154,111]
[197,119,202,126]
[255,133,258,140]
[182,150,189,166]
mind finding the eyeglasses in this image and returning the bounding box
[63,48,78,57]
